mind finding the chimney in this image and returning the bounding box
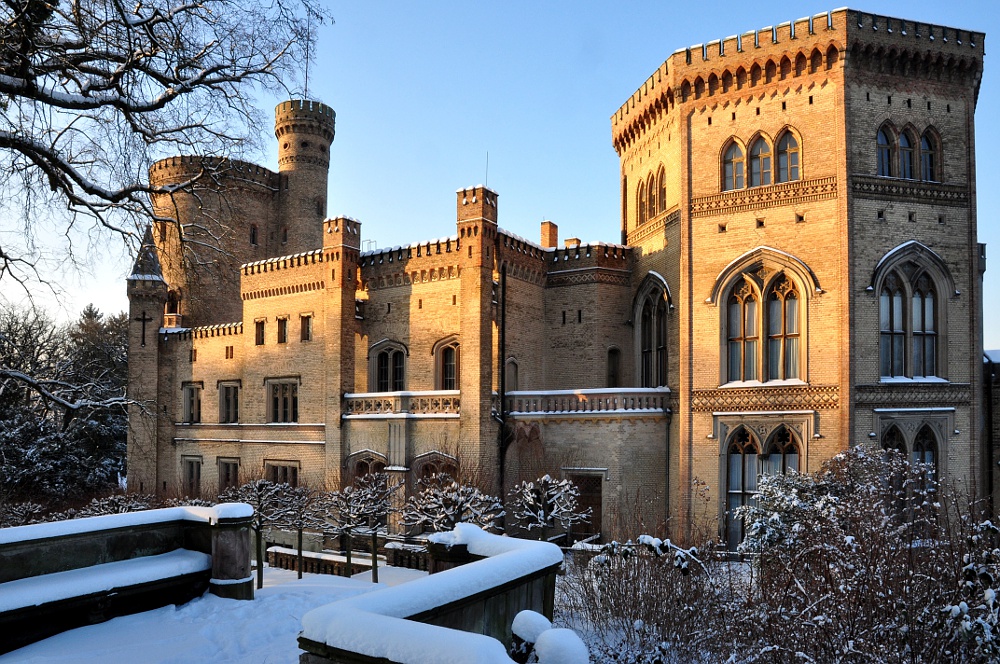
[564,237,581,248]
[540,221,558,249]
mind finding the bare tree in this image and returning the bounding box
[402,473,505,534]
[0,0,328,294]
[270,484,320,579]
[507,474,591,541]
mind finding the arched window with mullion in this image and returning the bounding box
[723,142,744,191]
[761,425,800,476]
[726,428,760,549]
[728,278,758,382]
[877,128,893,177]
[912,275,936,378]
[912,425,937,470]
[879,273,905,377]
[748,138,772,187]
[899,131,915,180]
[766,276,799,381]
[640,300,654,387]
[776,133,800,182]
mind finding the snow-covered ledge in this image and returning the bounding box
[299,524,564,664]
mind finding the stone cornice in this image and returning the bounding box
[851,175,970,207]
[690,176,837,219]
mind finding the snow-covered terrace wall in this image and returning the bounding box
[0,504,254,654]
[298,524,563,664]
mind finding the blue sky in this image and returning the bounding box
[51,1,1000,346]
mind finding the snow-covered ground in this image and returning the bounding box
[1,566,428,663]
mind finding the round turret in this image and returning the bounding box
[274,100,336,254]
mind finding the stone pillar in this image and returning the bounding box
[209,512,254,600]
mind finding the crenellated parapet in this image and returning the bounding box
[359,236,462,292]
[240,249,326,300]
[611,8,984,154]
[275,100,336,169]
[189,322,244,339]
[149,155,278,193]
[545,241,633,289]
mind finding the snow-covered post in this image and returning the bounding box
[220,479,281,589]
[208,503,254,600]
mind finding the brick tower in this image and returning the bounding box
[456,186,501,492]
[275,100,337,255]
[126,226,168,494]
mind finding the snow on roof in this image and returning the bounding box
[0,503,251,545]
[301,524,563,663]
[241,249,323,270]
[359,235,460,259]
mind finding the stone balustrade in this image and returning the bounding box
[343,390,461,418]
[505,387,671,416]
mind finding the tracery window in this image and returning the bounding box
[748,138,771,187]
[899,131,915,180]
[761,426,800,476]
[766,276,799,380]
[882,425,906,454]
[727,278,758,382]
[879,270,938,379]
[776,133,800,182]
[879,273,905,377]
[877,128,893,177]
[912,425,937,469]
[640,293,668,387]
[726,428,760,548]
[723,142,744,191]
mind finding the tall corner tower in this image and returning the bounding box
[126,226,168,495]
[275,100,336,255]
[456,185,501,493]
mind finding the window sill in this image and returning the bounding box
[718,379,807,389]
[879,376,949,384]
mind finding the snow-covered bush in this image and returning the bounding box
[735,445,1000,663]
[402,474,504,533]
[507,474,590,540]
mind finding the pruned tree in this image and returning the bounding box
[402,474,505,534]
[270,484,320,579]
[315,473,401,583]
[507,474,591,541]
[220,478,281,589]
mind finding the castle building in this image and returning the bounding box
[127,9,988,546]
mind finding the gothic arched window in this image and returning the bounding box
[647,173,657,219]
[912,275,937,378]
[657,166,667,213]
[912,425,937,469]
[879,273,905,377]
[727,278,758,382]
[640,297,668,387]
[877,128,893,177]
[762,425,800,476]
[637,182,647,226]
[723,142,744,191]
[766,276,800,380]
[899,131,915,180]
[920,132,939,182]
[726,428,760,548]
[882,425,906,454]
[370,343,406,392]
[776,133,800,183]
[748,138,772,187]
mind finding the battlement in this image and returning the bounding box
[456,185,499,224]
[149,155,277,190]
[241,249,324,275]
[190,322,243,339]
[499,229,546,261]
[323,216,362,251]
[275,99,336,140]
[611,7,985,153]
[547,241,632,272]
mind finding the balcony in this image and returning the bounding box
[505,387,670,417]
[343,390,461,419]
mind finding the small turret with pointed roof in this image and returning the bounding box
[128,225,165,283]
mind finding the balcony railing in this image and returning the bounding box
[505,387,670,415]
[343,390,461,418]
